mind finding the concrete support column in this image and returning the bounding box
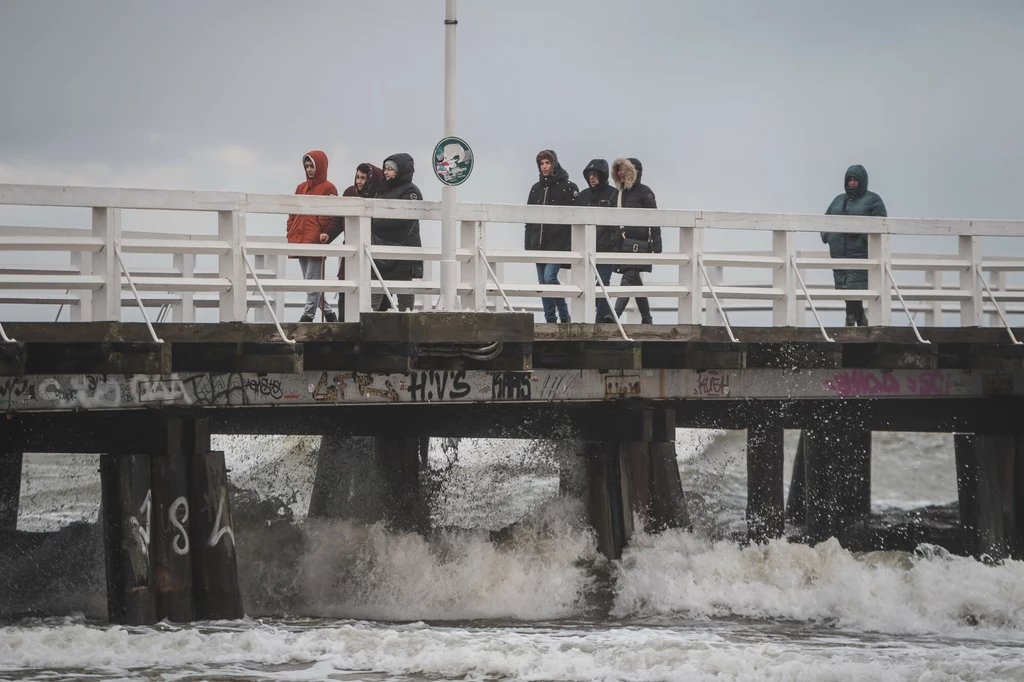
[376,436,431,534]
[955,434,1020,562]
[746,423,784,543]
[0,450,22,532]
[308,434,385,522]
[804,407,871,544]
[647,407,689,532]
[100,454,156,625]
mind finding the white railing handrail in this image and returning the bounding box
[1,183,1022,330]
[2,183,1023,236]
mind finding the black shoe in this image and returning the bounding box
[857,311,868,327]
[299,314,314,323]
[598,316,614,323]
[641,318,653,325]
[845,314,856,327]
[323,309,338,322]
[560,317,571,324]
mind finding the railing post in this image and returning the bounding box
[346,216,371,322]
[217,210,247,322]
[772,230,796,326]
[71,251,93,322]
[252,254,268,322]
[569,224,594,323]
[923,270,942,327]
[460,220,486,311]
[273,255,287,322]
[677,225,703,325]
[91,207,121,321]
[959,235,983,327]
[172,252,195,323]
[867,232,892,326]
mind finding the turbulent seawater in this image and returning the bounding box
[2,431,1024,681]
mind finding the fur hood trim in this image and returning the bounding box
[611,157,637,191]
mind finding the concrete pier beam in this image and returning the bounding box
[955,434,1020,562]
[0,451,22,532]
[746,423,784,543]
[100,453,156,625]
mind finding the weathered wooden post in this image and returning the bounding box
[100,454,156,625]
[189,446,243,620]
[746,422,784,542]
[150,416,194,622]
[0,450,22,531]
[955,434,1019,562]
[585,441,633,559]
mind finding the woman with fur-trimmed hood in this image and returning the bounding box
[611,157,661,324]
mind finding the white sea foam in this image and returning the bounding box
[1,620,1022,681]
[614,530,1024,637]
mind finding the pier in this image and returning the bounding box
[1,183,1022,623]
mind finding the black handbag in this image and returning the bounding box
[621,229,652,253]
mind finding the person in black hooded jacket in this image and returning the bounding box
[525,149,579,323]
[577,159,619,322]
[611,157,661,324]
[371,153,423,312]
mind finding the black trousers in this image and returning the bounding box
[614,268,652,323]
[845,300,864,318]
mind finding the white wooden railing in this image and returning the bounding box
[0,183,1022,343]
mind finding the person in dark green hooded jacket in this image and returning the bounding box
[821,164,887,326]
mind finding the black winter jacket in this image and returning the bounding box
[372,153,423,280]
[611,157,661,272]
[525,150,579,252]
[577,158,620,253]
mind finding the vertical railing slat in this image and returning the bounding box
[91,207,121,321]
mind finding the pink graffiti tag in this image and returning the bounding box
[905,370,952,396]
[822,370,901,397]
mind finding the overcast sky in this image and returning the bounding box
[2,0,1021,218]
[0,1,1022,322]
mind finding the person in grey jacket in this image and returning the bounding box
[821,164,887,326]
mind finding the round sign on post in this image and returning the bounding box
[433,136,474,186]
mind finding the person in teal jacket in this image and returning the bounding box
[821,164,887,326]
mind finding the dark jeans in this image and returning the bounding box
[536,263,570,323]
[595,263,614,322]
[845,299,867,325]
[614,268,652,323]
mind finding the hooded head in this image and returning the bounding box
[535,149,568,184]
[355,162,384,196]
[844,164,868,199]
[611,157,643,190]
[381,153,415,186]
[302,150,329,186]
[582,159,609,187]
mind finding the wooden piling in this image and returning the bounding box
[100,453,156,625]
[150,417,194,622]
[0,451,22,531]
[585,442,633,559]
[308,434,386,522]
[188,448,243,620]
[803,409,872,544]
[955,434,1018,562]
[746,423,784,543]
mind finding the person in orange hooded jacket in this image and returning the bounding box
[286,150,338,321]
